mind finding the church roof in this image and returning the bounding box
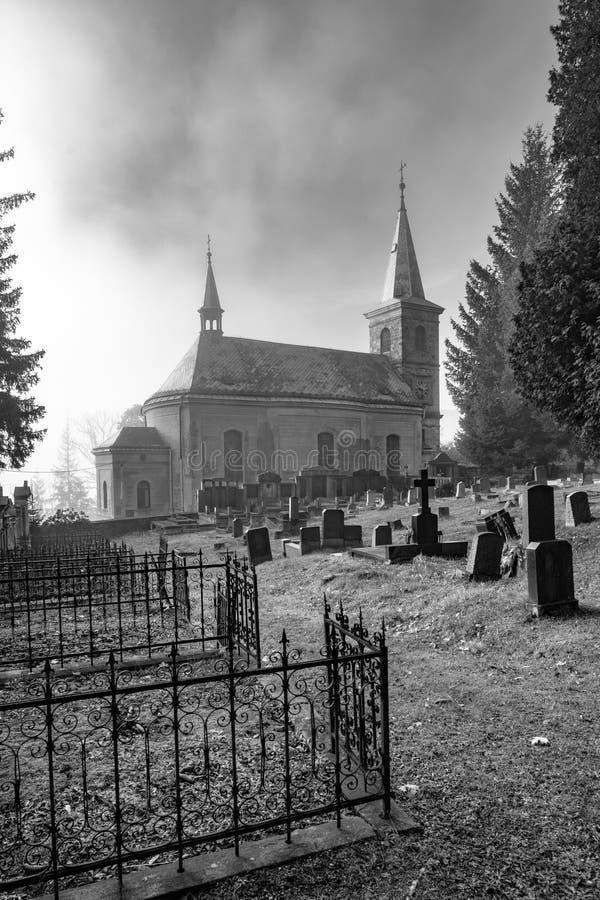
[145,334,419,407]
[93,426,169,451]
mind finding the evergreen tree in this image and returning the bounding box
[52,424,92,512]
[510,1,600,455]
[0,110,45,468]
[445,126,569,469]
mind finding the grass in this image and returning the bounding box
[6,487,600,898]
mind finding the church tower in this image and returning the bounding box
[198,235,223,334]
[364,168,443,458]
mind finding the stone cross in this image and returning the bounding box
[414,469,435,514]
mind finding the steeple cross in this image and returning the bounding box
[398,160,406,205]
[414,468,435,513]
[207,233,212,262]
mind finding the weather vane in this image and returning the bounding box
[399,161,406,201]
[207,233,212,262]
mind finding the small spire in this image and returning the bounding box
[199,232,223,333]
[399,160,406,210]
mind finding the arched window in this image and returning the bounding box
[380,327,391,353]
[137,480,151,509]
[102,481,108,510]
[415,325,426,351]
[386,434,401,475]
[318,432,335,468]
[224,429,243,482]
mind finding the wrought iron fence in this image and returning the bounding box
[0,550,260,672]
[0,602,389,900]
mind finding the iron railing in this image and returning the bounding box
[0,603,390,899]
[0,550,260,672]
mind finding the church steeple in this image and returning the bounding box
[199,235,223,334]
[380,163,425,303]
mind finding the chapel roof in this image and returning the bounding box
[93,426,169,452]
[145,334,419,408]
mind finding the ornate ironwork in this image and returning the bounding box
[0,604,390,899]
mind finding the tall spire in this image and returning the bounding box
[199,234,223,333]
[381,165,425,303]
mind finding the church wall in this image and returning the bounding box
[147,397,423,510]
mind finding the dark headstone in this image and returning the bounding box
[582,473,594,485]
[534,465,548,486]
[565,491,592,526]
[372,523,392,546]
[484,509,519,541]
[300,525,321,554]
[466,532,504,581]
[414,469,435,513]
[246,527,272,566]
[391,518,404,530]
[522,485,555,545]
[526,540,577,616]
[232,517,244,539]
[478,476,491,493]
[383,485,394,507]
[438,506,450,518]
[322,508,345,549]
[344,524,363,547]
[289,496,299,522]
[411,511,439,545]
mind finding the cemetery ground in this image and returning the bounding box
[4,490,600,900]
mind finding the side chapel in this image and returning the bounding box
[93,175,443,517]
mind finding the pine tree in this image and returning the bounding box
[0,109,45,468]
[445,126,569,469]
[52,424,92,512]
[510,1,600,455]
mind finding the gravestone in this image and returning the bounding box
[438,506,450,518]
[344,524,363,547]
[382,485,394,507]
[534,465,548,486]
[411,470,438,545]
[527,540,577,616]
[366,490,376,508]
[505,475,517,490]
[372,523,392,546]
[484,509,519,541]
[522,484,555,545]
[232,517,244,539]
[301,525,322,554]
[246,527,272,566]
[289,496,299,523]
[582,473,594,485]
[322,508,345,549]
[455,481,466,499]
[565,491,592,527]
[391,518,404,530]
[478,476,491,493]
[466,532,504,581]
[407,488,420,505]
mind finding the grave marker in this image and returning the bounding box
[232,517,244,539]
[372,523,392,546]
[522,484,555,545]
[478,476,491,493]
[382,485,394,507]
[411,469,438,544]
[289,496,299,523]
[534,465,548,486]
[527,540,577,616]
[565,491,592,527]
[455,481,466,499]
[246,527,272,566]
[344,524,363,547]
[322,508,345,549]
[466,532,504,581]
[438,506,450,518]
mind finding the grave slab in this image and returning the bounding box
[522,485,555,545]
[343,524,363,547]
[466,532,504,581]
[322,509,345,549]
[246,527,273,566]
[372,523,392,546]
[565,491,592,527]
[526,540,577,616]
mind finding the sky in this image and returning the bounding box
[0,0,560,493]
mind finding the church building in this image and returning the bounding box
[93,176,443,518]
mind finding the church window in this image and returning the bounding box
[318,432,335,468]
[102,480,108,510]
[380,327,391,354]
[386,434,401,474]
[415,325,426,351]
[224,429,243,482]
[137,480,151,509]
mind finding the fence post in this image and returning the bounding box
[108,650,124,886]
[281,629,293,843]
[329,617,343,829]
[24,559,33,671]
[56,557,64,668]
[44,658,60,900]
[379,620,391,820]
[86,556,94,665]
[170,644,186,872]
[252,563,261,664]
[226,637,241,856]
